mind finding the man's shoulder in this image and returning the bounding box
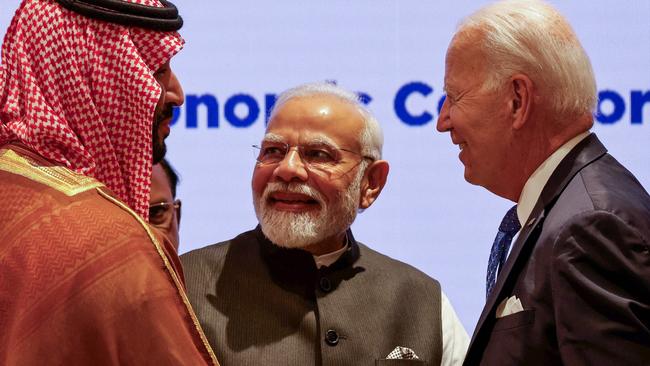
[180,229,261,293]
[535,151,650,264]
[0,146,110,220]
[181,229,258,267]
[1,151,137,233]
[356,241,441,288]
[0,149,188,311]
[0,146,172,258]
[559,152,650,231]
[180,240,231,265]
[581,153,649,205]
[0,147,103,197]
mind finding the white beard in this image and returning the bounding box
[253,168,364,249]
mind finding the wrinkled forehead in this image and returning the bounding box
[444,31,488,84]
[264,95,365,149]
[447,28,486,65]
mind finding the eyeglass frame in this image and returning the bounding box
[252,141,375,172]
[148,199,181,229]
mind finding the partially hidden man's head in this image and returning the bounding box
[252,82,389,252]
[0,0,185,218]
[436,0,597,200]
[150,158,181,252]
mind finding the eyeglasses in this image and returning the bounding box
[148,199,180,229]
[252,142,375,172]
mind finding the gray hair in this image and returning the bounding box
[457,0,597,116]
[269,82,384,160]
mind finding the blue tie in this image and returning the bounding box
[486,205,521,299]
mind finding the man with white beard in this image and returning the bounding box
[181,82,468,366]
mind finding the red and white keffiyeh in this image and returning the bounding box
[0,0,184,218]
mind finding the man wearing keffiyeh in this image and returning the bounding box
[0,0,219,364]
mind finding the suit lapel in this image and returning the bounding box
[466,134,608,360]
[469,206,546,342]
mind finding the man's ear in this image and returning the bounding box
[510,74,534,130]
[175,199,182,228]
[359,160,389,209]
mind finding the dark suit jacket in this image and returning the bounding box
[181,228,443,366]
[464,134,650,365]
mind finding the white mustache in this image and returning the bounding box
[262,182,325,206]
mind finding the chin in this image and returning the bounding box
[463,168,474,183]
[259,210,323,249]
[464,169,484,188]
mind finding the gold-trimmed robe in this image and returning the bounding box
[0,145,219,365]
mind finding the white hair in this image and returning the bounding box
[457,0,597,117]
[269,81,384,160]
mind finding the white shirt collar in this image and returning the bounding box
[517,132,591,227]
[313,244,348,269]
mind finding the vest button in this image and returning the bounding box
[319,277,332,292]
[325,329,339,346]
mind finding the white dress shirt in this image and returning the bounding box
[506,131,591,259]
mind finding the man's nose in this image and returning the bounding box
[166,71,184,107]
[436,96,451,133]
[273,148,309,183]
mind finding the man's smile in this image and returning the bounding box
[268,192,320,212]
